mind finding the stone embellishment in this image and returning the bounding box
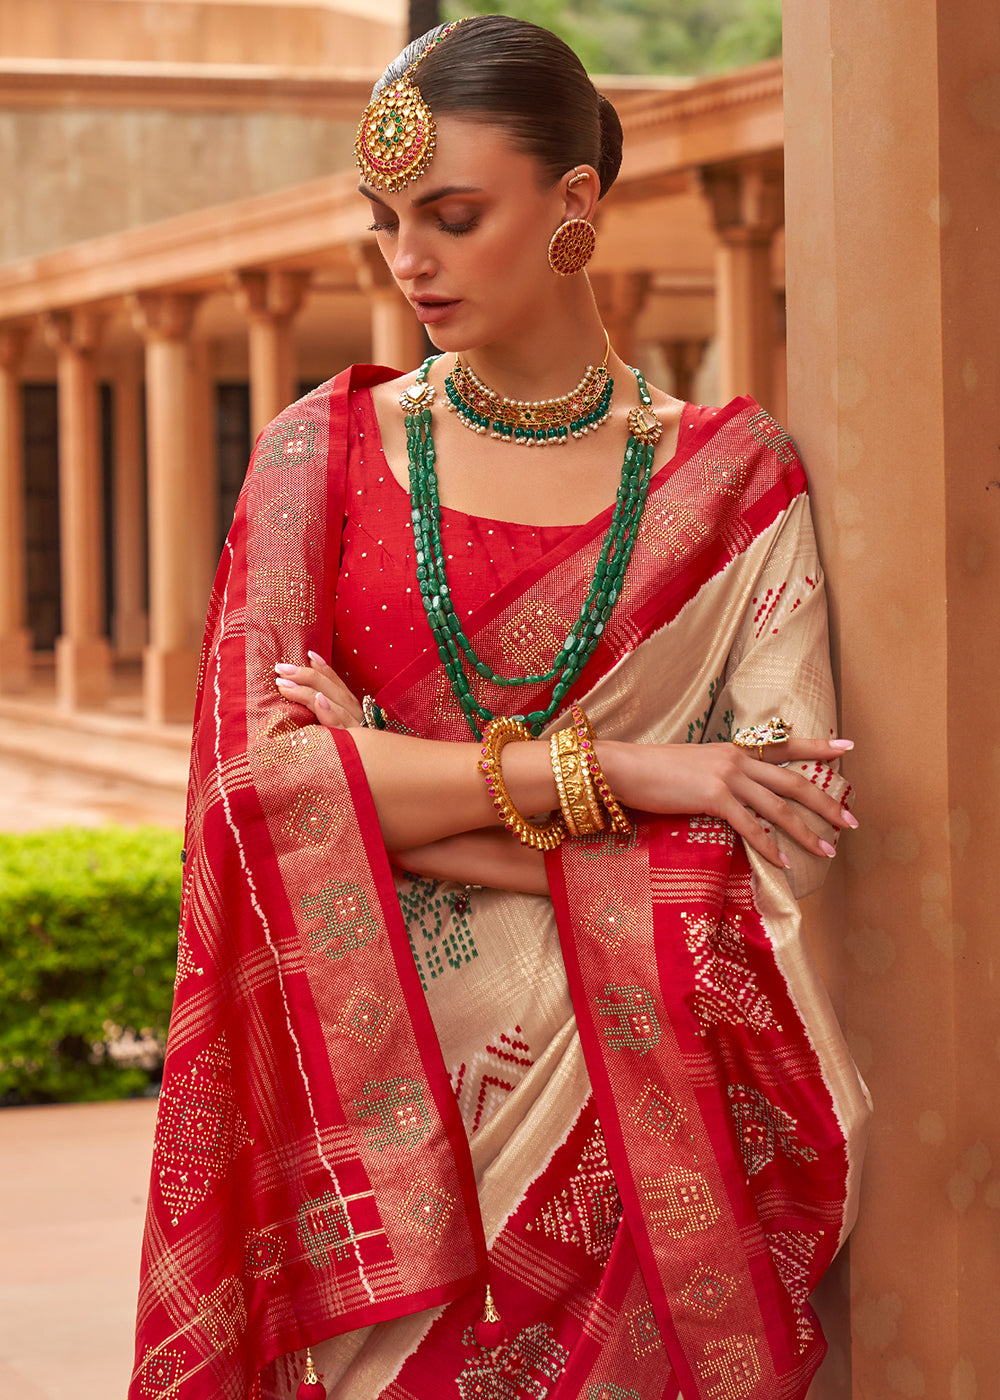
[627,404,663,446]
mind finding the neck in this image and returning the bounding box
[457,289,613,401]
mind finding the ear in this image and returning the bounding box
[561,164,601,222]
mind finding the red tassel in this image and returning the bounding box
[296,1348,326,1400]
[473,1285,507,1350]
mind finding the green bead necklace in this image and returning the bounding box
[399,354,662,738]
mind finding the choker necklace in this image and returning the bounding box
[444,331,612,446]
[398,352,662,738]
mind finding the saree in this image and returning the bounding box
[130,364,870,1400]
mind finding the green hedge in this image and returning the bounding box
[0,826,182,1105]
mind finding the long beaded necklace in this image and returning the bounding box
[399,353,662,739]
[444,331,613,445]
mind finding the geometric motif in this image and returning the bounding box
[687,815,734,847]
[701,451,746,499]
[397,875,478,991]
[496,601,569,677]
[245,1229,285,1278]
[252,564,316,626]
[640,1167,720,1237]
[354,1076,431,1151]
[626,1303,663,1359]
[679,1265,738,1318]
[451,1025,534,1135]
[336,984,395,1049]
[682,911,779,1036]
[196,1276,247,1352]
[578,826,639,862]
[526,1123,622,1264]
[727,1085,818,1177]
[255,717,322,769]
[301,879,378,959]
[641,499,709,561]
[138,1346,185,1397]
[254,419,318,474]
[596,984,661,1056]
[698,1334,761,1400]
[587,1386,641,1400]
[153,1037,251,1226]
[297,1189,355,1268]
[766,1230,821,1353]
[456,1321,569,1400]
[286,788,342,847]
[260,491,320,538]
[586,893,639,952]
[628,1081,684,1145]
[398,1176,456,1240]
[746,408,798,467]
[173,927,203,990]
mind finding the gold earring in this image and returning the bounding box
[567,168,589,190]
[547,218,596,276]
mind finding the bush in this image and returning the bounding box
[0,826,182,1105]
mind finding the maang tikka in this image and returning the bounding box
[548,170,596,276]
[354,21,466,192]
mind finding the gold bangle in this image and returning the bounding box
[480,717,567,851]
[550,725,605,837]
[570,704,632,836]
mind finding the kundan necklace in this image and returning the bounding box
[399,350,663,738]
[444,331,613,446]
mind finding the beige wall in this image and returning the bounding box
[0,0,402,69]
[0,107,358,260]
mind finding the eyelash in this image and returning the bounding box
[367,218,478,237]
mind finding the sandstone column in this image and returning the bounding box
[784,3,1000,1397]
[43,309,111,709]
[110,354,147,658]
[231,269,310,438]
[0,325,32,692]
[699,159,784,410]
[130,292,202,725]
[351,244,427,371]
[661,338,709,404]
[590,271,651,371]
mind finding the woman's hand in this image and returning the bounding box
[598,736,856,870]
[274,652,363,727]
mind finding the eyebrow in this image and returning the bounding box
[357,182,484,208]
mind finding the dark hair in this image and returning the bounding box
[372,16,623,199]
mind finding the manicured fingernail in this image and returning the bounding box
[830,739,854,751]
[819,839,837,858]
[841,809,859,829]
[779,853,792,869]
[316,692,331,710]
[275,662,296,676]
[275,676,294,689]
[308,650,328,667]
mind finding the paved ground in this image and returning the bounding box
[0,1100,159,1400]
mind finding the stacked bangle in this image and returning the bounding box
[549,725,606,837]
[480,717,567,850]
[569,704,632,835]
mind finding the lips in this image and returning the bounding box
[412,297,461,325]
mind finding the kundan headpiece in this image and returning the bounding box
[354,21,466,192]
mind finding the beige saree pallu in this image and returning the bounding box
[130,366,870,1400]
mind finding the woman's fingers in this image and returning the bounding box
[273,652,364,727]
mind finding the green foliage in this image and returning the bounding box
[0,827,182,1105]
[443,0,782,75]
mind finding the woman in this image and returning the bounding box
[131,17,870,1400]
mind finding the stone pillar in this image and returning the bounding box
[130,292,202,725]
[42,309,111,710]
[590,271,651,370]
[661,338,709,403]
[110,354,147,658]
[699,160,783,410]
[231,269,310,438]
[784,3,1000,1397]
[186,338,218,633]
[351,243,427,371]
[0,325,32,693]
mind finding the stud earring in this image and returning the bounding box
[547,218,596,276]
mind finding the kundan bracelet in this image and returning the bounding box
[480,716,567,850]
[570,704,632,835]
[550,724,605,837]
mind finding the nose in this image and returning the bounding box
[389,224,436,285]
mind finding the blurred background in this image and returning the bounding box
[0,2,786,1397]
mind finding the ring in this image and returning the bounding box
[733,716,792,756]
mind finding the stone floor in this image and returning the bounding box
[0,671,186,1399]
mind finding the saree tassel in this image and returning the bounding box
[473,1284,507,1349]
[296,1348,325,1400]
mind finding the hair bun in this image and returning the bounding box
[595,92,623,199]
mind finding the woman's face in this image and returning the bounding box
[358,117,578,352]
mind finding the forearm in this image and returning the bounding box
[391,829,549,895]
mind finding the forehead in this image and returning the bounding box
[366,116,541,204]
